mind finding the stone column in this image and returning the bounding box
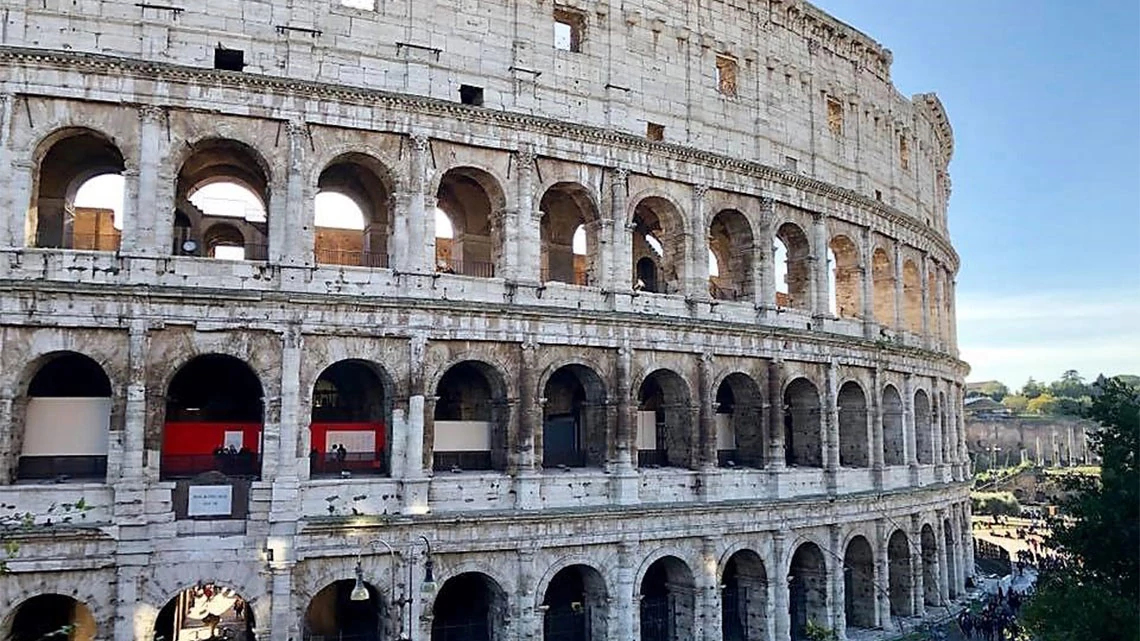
[812,213,830,316]
[824,361,840,493]
[0,94,20,248]
[271,324,302,482]
[758,197,776,309]
[932,380,946,476]
[910,515,926,617]
[860,228,876,338]
[828,524,846,638]
[875,519,892,630]
[7,157,34,248]
[903,374,918,485]
[933,265,945,350]
[130,105,166,255]
[274,120,310,266]
[515,547,540,639]
[515,341,541,509]
[402,332,430,514]
[611,343,638,503]
[766,359,786,471]
[947,279,959,354]
[269,559,296,641]
[689,185,711,299]
[892,242,904,331]
[920,254,931,346]
[514,145,539,283]
[120,320,149,481]
[772,530,791,641]
[609,168,631,289]
[698,352,717,473]
[614,539,638,640]
[870,367,885,490]
[701,536,722,641]
[936,508,951,604]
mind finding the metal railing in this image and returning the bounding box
[543,448,588,468]
[432,450,493,471]
[309,451,389,477]
[16,455,107,481]
[435,260,496,278]
[34,231,121,251]
[540,268,592,286]
[637,449,669,468]
[709,281,744,301]
[160,453,262,480]
[314,247,389,268]
[717,450,765,468]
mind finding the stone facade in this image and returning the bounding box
[966,416,1098,470]
[0,1,970,640]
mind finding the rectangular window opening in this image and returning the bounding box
[460,84,484,106]
[826,96,844,136]
[784,156,798,172]
[716,54,738,97]
[899,136,911,170]
[214,47,245,72]
[553,9,585,52]
[646,122,665,142]
[875,189,883,202]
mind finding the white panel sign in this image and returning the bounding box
[636,411,658,450]
[23,397,110,456]
[433,420,491,451]
[187,485,233,517]
[325,430,375,453]
[223,431,245,451]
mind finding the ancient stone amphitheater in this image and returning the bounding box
[0,0,971,639]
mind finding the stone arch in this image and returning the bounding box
[843,535,876,630]
[914,389,933,464]
[431,359,511,472]
[540,564,609,641]
[837,381,869,467]
[902,259,922,333]
[174,137,272,260]
[882,385,905,466]
[636,369,695,469]
[309,359,395,477]
[431,572,509,641]
[541,363,608,469]
[775,222,812,311]
[638,555,697,641]
[27,127,126,251]
[887,529,913,617]
[15,351,112,482]
[829,234,861,319]
[788,542,828,640]
[721,549,769,641]
[162,354,265,479]
[708,208,756,301]
[630,194,687,294]
[783,378,822,468]
[921,523,940,607]
[540,181,600,286]
[302,579,391,641]
[153,583,257,641]
[435,166,507,278]
[314,152,396,268]
[714,371,765,468]
[871,247,895,327]
[2,594,98,641]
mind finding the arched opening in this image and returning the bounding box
[721,550,768,641]
[631,197,685,294]
[902,260,922,334]
[18,352,111,481]
[708,209,755,301]
[843,536,875,630]
[887,530,913,618]
[175,139,270,260]
[944,520,958,600]
[914,390,933,465]
[542,365,607,469]
[871,248,895,327]
[715,374,765,468]
[310,360,392,477]
[788,543,828,641]
[927,270,940,339]
[829,235,861,319]
[163,354,264,479]
[882,385,905,466]
[314,154,393,268]
[542,565,608,641]
[28,129,125,251]
[435,168,505,278]
[636,370,693,469]
[783,378,822,468]
[639,556,697,641]
[6,594,97,641]
[431,572,507,641]
[154,585,254,641]
[303,579,387,641]
[432,361,508,472]
[540,182,598,286]
[775,223,811,311]
[837,382,869,468]
[921,524,940,607]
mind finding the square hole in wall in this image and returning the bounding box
[214,47,245,71]
[460,85,484,106]
[826,96,843,135]
[646,122,665,141]
[784,156,798,172]
[553,8,585,52]
[875,189,883,201]
[716,54,738,97]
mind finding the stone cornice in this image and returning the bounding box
[0,46,960,269]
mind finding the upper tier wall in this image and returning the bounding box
[1,0,954,236]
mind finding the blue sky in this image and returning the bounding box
[812,0,1140,388]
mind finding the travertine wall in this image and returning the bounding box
[0,1,970,640]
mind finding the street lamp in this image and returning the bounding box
[350,535,437,641]
[351,537,398,602]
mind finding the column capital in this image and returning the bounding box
[138,104,166,123]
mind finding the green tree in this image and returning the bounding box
[1021,377,1045,399]
[1027,392,1058,415]
[1050,369,1091,400]
[1002,394,1029,413]
[1021,376,1140,641]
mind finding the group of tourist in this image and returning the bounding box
[957,587,1025,641]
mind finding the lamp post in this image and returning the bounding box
[351,535,436,641]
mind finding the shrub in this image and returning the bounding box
[971,491,1022,516]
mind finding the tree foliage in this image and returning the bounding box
[1021,376,1140,641]
[1001,394,1029,413]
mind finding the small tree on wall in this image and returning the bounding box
[1,498,91,572]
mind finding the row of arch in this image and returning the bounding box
[24,127,955,341]
[2,522,961,641]
[10,349,958,482]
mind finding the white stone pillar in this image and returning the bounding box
[758,197,776,309]
[767,359,786,471]
[903,374,918,482]
[689,184,710,299]
[948,279,959,354]
[609,169,631,289]
[828,524,846,638]
[0,94,19,248]
[910,515,925,618]
[514,145,539,283]
[860,228,876,338]
[273,120,310,266]
[120,320,149,481]
[614,540,637,640]
[824,361,840,493]
[920,254,931,347]
[130,105,165,255]
[812,213,830,316]
[515,547,540,640]
[936,508,951,604]
[875,519,892,630]
[870,367,884,490]
[892,242,904,330]
[772,530,791,641]
[701,536,722,641]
